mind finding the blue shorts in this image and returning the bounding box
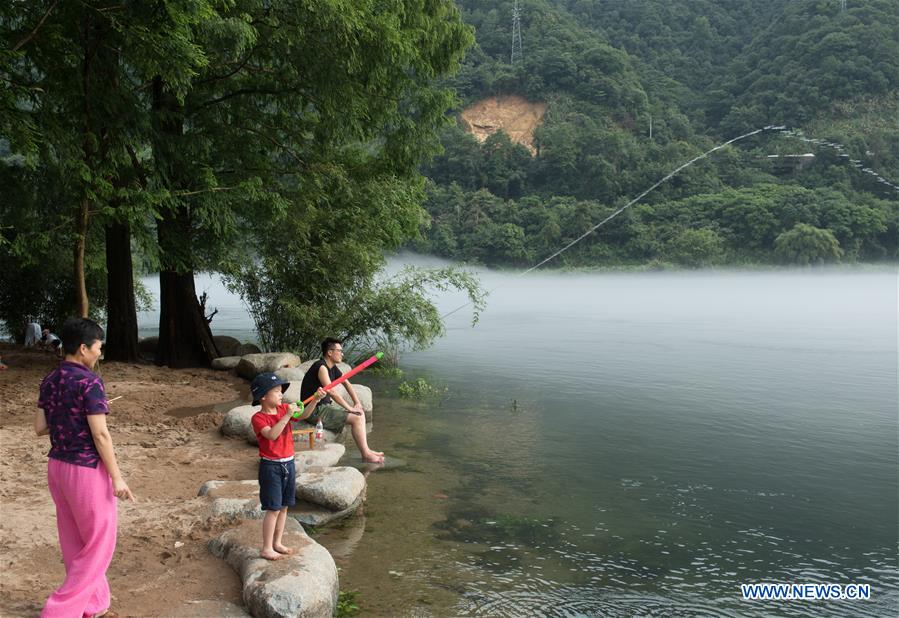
[258,458,296,511]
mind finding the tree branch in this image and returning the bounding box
[11,0,59,52]
[172,186,241,197]
[196,46,259,85]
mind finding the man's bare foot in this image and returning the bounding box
[274,544,295,555]
[361,451,385,464]
[260,549,284,561]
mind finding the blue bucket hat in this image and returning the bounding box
[250,372,290,406]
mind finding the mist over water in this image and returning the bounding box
[137,262,898,615]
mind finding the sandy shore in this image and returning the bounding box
[0,344,264,616]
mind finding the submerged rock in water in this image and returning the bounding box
[343,454,407,472]
[209,518,338,617]
[292,495,364,527]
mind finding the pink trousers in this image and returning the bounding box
[42,458,117,618]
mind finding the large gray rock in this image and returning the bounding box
[221,405,257,438]
[236,353,301,380]
[235,342,262,356]
[209,518,338,618]
[213,335,242,357]
[212,355,241,370]
[275,367,306,403]
[296,467,366,512]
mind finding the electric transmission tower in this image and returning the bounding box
[511,1,523,65]
[840,0,847,12]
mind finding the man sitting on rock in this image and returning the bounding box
[300,338,385,464]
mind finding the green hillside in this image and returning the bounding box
[414,0,899,267]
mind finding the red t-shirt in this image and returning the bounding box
[251,403,295,460]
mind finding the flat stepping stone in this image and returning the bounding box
[198,480,262,519]
[209,518,337,617]
[296,443,345,469]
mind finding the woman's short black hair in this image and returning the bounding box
[60,317,104,356]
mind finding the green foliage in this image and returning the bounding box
[775,223,844,265]
[229,263,487,359]
[398,377,447,399]
[2,1,482,353]
[663,228,727,268]
[335,590,360,617]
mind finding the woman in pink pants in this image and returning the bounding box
[35,318,135,618]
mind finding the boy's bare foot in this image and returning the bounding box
[274,544,295,555]
[361,451,385,464]
[260,549,284,561]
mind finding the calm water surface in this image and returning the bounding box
[139,265,898,616]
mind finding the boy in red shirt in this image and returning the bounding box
[250,372,325,561]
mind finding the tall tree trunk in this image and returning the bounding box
[152,77,218,367]
[74,196,89,317]
[156,268,218,368]
[104,220,139,361]
[74,11,96,319]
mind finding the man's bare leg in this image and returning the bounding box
[347,412,384,463]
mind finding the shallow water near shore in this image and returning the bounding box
[140,265,898,616]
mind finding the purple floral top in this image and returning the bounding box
[38,361,109,468]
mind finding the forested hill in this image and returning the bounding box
[413,0,899,267]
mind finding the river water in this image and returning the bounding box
[138,263,898,616]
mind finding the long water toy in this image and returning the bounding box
[292,351,384,418]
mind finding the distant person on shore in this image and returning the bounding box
[35,317,135,617]
[41,328,62,355]
[23,320,41,346]
[250,372,326,561]
[300,338,385,464]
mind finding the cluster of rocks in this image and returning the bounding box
[197,347,376,616]
[198,446,366,616]
[137,335,261,362]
